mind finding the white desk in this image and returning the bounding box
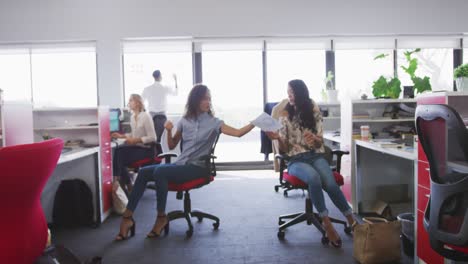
[41,147,102,225]
[354,139,417,217]
[58,146,100,164]
[323,131,341,145]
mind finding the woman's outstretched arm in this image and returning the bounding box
[221,123,255,138]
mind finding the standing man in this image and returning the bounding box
[141,70,178,151]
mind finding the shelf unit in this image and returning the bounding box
[340,98,417,206]
[317,102,341,149]
[34,126,99,131]
[33,106,112,224]
[352,118,414,123]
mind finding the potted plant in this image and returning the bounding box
[372,75,402,99]
[454,63,468,91]
[324,70,338,103]
[401,48,432,95]
[372,53,402,99]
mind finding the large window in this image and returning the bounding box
[397,38,459,92]
[0,43,98,107]
[335,49,394,100]
[464,45,468,64]
[267,49,326,103]
[0,48,31,101]
[397,48,453,91]
[0,47,31,101]
[122,41,193,114]
[31,46,98,107]
[202,42,263,162]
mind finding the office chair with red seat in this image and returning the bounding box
[416,104,468,261]
[127,142,164,170]
[274,146,345,197]
[158,134,220,237]
[0,138,63,264]
[275,148,352,243]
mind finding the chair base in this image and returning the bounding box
[167,191,220,237]
[274,183,305,197]
[277,198,351,243]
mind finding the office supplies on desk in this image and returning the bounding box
[61,147,73,154]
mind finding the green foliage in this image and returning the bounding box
[324,70,335,90]
[401,48,420,79]
[412,76,431,94]
[401,48,431,94]
[372,76,401,99]
[454,64,468,78]
[374,53,389,60]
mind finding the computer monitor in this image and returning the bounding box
[109,108,121,133]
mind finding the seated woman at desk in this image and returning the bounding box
[111,94,157,194]
[115,84,255,241]
[266,79,355,248]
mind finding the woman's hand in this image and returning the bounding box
[111,132,125,139]
[266,131,280,140]
[125,137,140,145]
[164,120,174,131]
[304,131,319,146]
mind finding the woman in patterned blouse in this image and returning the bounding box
[267,79,355,248]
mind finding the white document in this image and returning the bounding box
[251,112,282,132]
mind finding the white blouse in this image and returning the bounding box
[125,111,157,144]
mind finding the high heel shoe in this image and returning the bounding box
[324,223,342,248]
[115,215,136,241]
[147,215,169,238]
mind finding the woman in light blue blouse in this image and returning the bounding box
[115,84,255,241]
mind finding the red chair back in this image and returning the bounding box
[0,138,63,264]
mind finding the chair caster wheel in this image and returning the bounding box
[277,231,285,240]
[186,229,193,237]
[274,186,279,192]
[321,236,329,245]
[213,222,220,230]
[306,220,312,225]
[283,191,288,197]
[278,219,285,225]
[197,217,203,222]
[344,226,352,234]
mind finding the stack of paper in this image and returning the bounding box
[251,113,282,132]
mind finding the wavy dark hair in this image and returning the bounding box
[285,79,317,133]
[184,84,214,120]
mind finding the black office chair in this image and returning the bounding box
[416,104,468,261]
[275,148,352,243]
[157,133,220,237]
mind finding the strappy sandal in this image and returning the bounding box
[324,223,342,248]
[147,215,169,238]
[115,215,136,241]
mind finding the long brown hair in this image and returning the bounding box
[184,84,214,120]
[285,79,317,133]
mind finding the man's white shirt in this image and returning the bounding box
[141,81,177,113]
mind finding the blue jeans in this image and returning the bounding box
[126,163,209,213]
[288,152,352,218]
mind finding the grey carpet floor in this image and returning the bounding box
[51,170,412,264]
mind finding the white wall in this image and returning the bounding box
[1,0,467,106]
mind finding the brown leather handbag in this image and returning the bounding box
[353,217,401,264]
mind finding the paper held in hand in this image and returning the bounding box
[251,112,282,132]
